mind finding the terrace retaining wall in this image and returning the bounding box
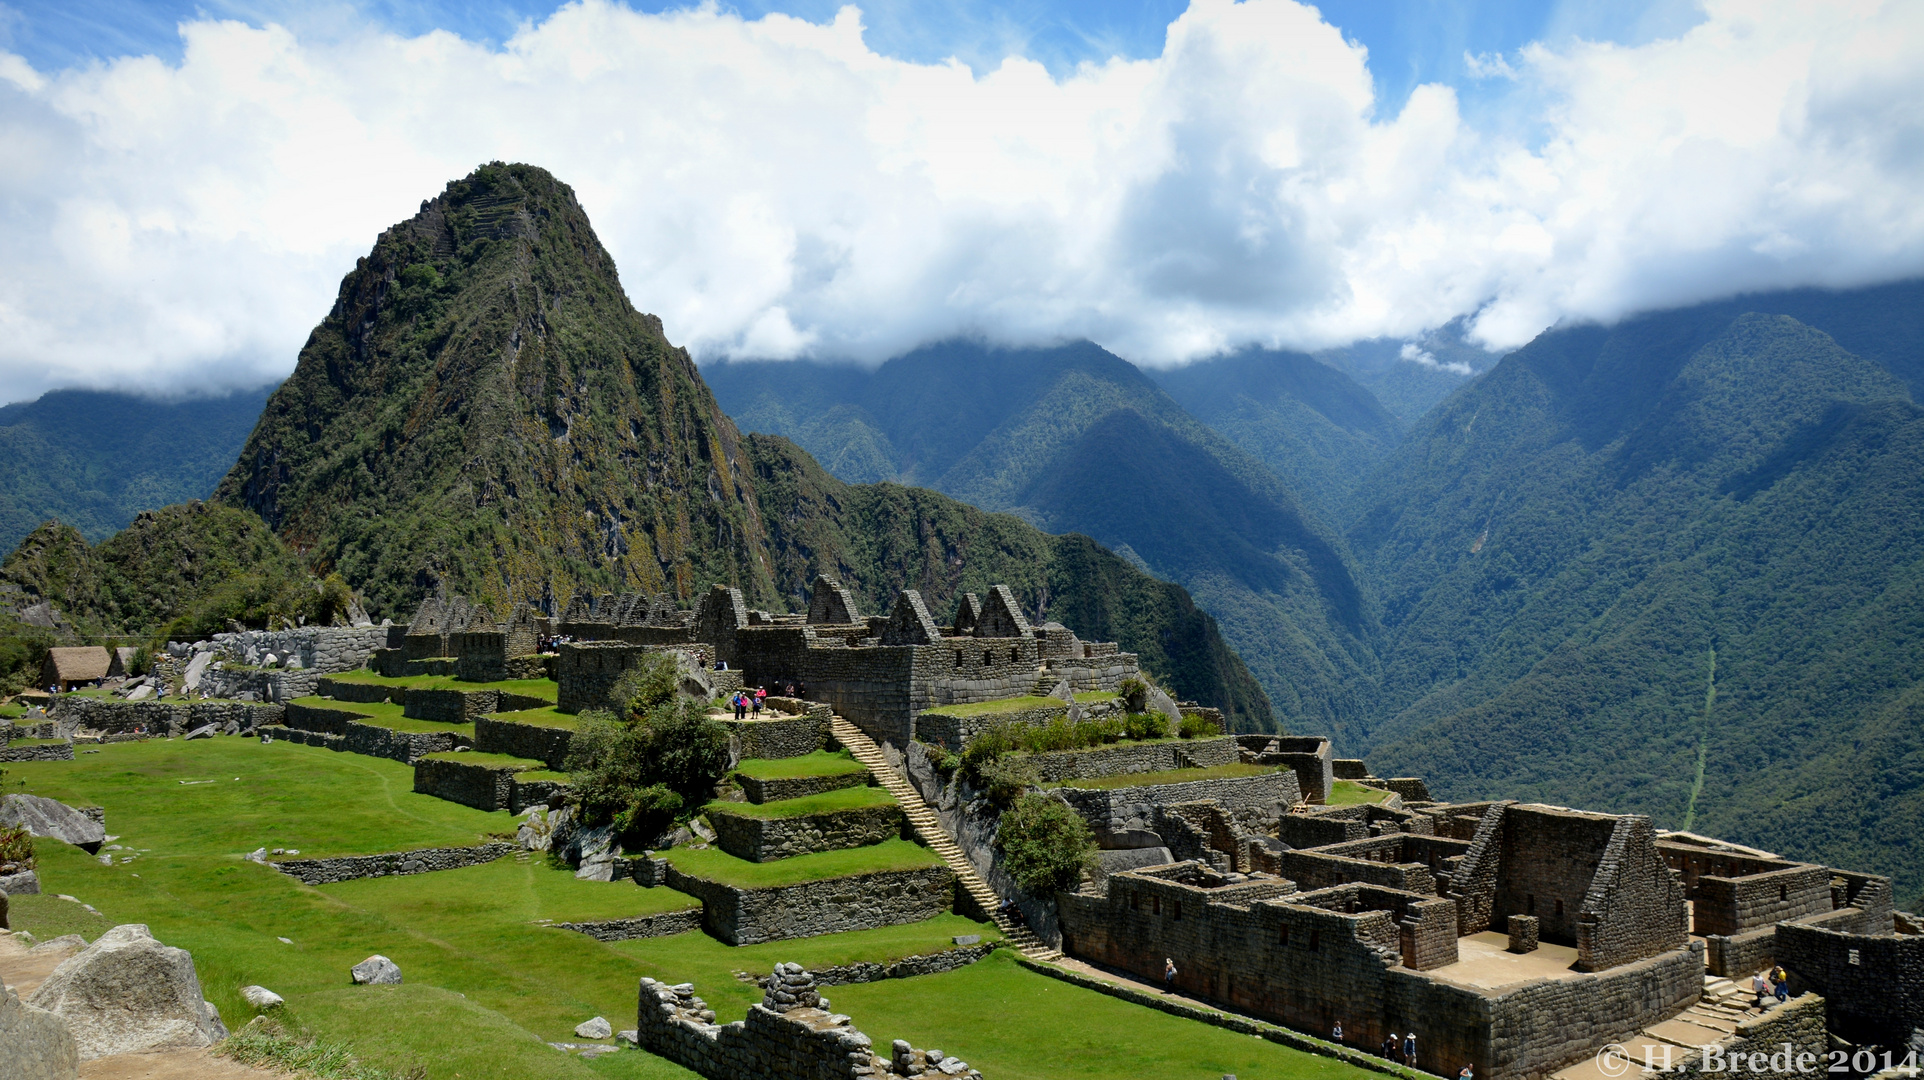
[707,803,906,862]
[737,771,868,805]
[0,740,73,762]
[52,696,283,737]
[556,909,704,941]
[721,714,826,760]
[1022,736,1238,784]
[474,716,574,769]
[664,863,955,945]
[1055,771,1302,836]
[272,842,516,885]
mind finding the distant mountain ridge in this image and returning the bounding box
[705,341,1378,733]
[0,385,273,554]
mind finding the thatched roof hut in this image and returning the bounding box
[43,646,111,691]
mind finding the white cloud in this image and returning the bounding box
[0,0,1920,403]
[1398,342,1473,376]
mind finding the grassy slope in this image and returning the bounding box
[5,734,1383,1080]
[660,838,942,887]
[1050,763,1276,790]
[1351,305,1924,904]
[289,697,470,734]
[324,672,559,700]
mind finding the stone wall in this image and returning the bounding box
[0,740,73,762]
[749,943,998,988]
[1691,864,1832,937]
[1277,814,1368,849]
[211,625,390,674]
[414,757,520,811]
[315,678,403,704]
[707,803,906,862]
[474,717,574,769]
[272,842,516,886]
[1281,848,1437,895]
[404,688,548,723]
[722,714,826,761]
[664,863,954,945]
[1054,771,1301,837]
[1776,921,1924,1044]
[557,908,703,941]
[738,772,869,805]
[1574,815,1691,971]
[52,696,284,736]
[634,968,983,1080]
[1060,860,1705,1080]
[913,704,1063,752]
[276,707,460,764]
[556,641,653,714]
[1671,994,1827,1080]
[1014,737,1239,784]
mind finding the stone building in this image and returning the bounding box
[550,576,1140,748]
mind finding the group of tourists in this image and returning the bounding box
[727,686,767,719]
[1753,965,1791,1007]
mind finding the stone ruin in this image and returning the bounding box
[551,576,1141,749]
[635,964,982,1079]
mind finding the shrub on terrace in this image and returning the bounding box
[997,793,1095,894]
[0,823,34,872]
[565,654,729,846]
[1178,712,1222,739]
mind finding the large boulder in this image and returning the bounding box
[0,795,105,853]
[25,924,224,1060]
[571,824,619,882]
[0,869,42,895]
[351,955,402,985]
[0,984,78,1080]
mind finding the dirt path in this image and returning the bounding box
[80,1049,290,1079]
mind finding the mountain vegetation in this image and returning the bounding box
[204,163,1269,728]
[0,385,272,554]
[705,342,1371,733]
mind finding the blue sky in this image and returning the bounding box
[0,0,1705,117]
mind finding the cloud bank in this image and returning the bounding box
[0,0,1920,402]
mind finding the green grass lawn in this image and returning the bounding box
[1051,763,1278,790]
[730,750,866,780]
[661,839,943,888]
[7,736,71,747]
[0,737,1384,1080]
[290,696,471,735]
[324,671,560,702]
[1326,780,1394,806]
[832,951,1379,1080]
[416,750,547,770]
[705,785,897,820]
[487,706,579,729]
[919,695,1063,718]
[0,701,34,718]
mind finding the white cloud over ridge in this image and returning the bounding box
[0,0,1920,402]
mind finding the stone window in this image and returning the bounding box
[1130,892,1140,910]
[982,650,990,665]
[1527,894,1536,915]
[1174,901,1183,920]
[1849,949,1860,965]
[1779,884,1788,902]
[1555,899,1564,918]
[954,651,962,667]
[1309,929,1320,952]
[1278,926,1289,947]
[1008,648,1017,663]
[1153,896,1161,915]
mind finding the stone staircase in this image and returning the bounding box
[829,717,1062,961]
[1700,975,1761,1017]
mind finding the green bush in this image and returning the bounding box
[997,793,1096,894]
[920,742,962,774]
[977,756,1041,808]
[1178,712,1222,739]
[1124,712,1169,740]
[1119,677,1148,712]
[565,697,731,847]
[607,651,679,716]
[0,823,34,871]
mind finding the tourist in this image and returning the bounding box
[1752,970,1769,1008]
[1331,1020,1343,1043]
[751,687,763,718]
[734,693,748,720]
[1773,965,1789,1003]
[1384,1034,1400,1064]
[1162,958,1177,994]
[1404,1033,1417,1069]
[1460,1066,1474,1080]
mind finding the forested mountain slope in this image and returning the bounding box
[1149,349,1403,525]
[706,342,1374,733]
[0,386,272,553]
[1349,298,1924,904]
[206,164,1268,728]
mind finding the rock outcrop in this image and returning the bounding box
[0,795,104,853]
[0,983,79,1080]
[351,955,402,985]
[25,924,225,1060]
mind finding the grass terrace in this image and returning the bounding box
[289,696,469,735]
[324,671,559,701]
[706,785,897,820]
[731,749,867,780]
[0,701,35,718]
[6,737,71,747]
[921,695,1062,718]
[1326,779,1395,806]
[1050,762,1278,790]
[416,750,544,770]
[660,838,943,889]
[0,738,1388,1080]
[485,705,578,729]
[1071,690,1120,704]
